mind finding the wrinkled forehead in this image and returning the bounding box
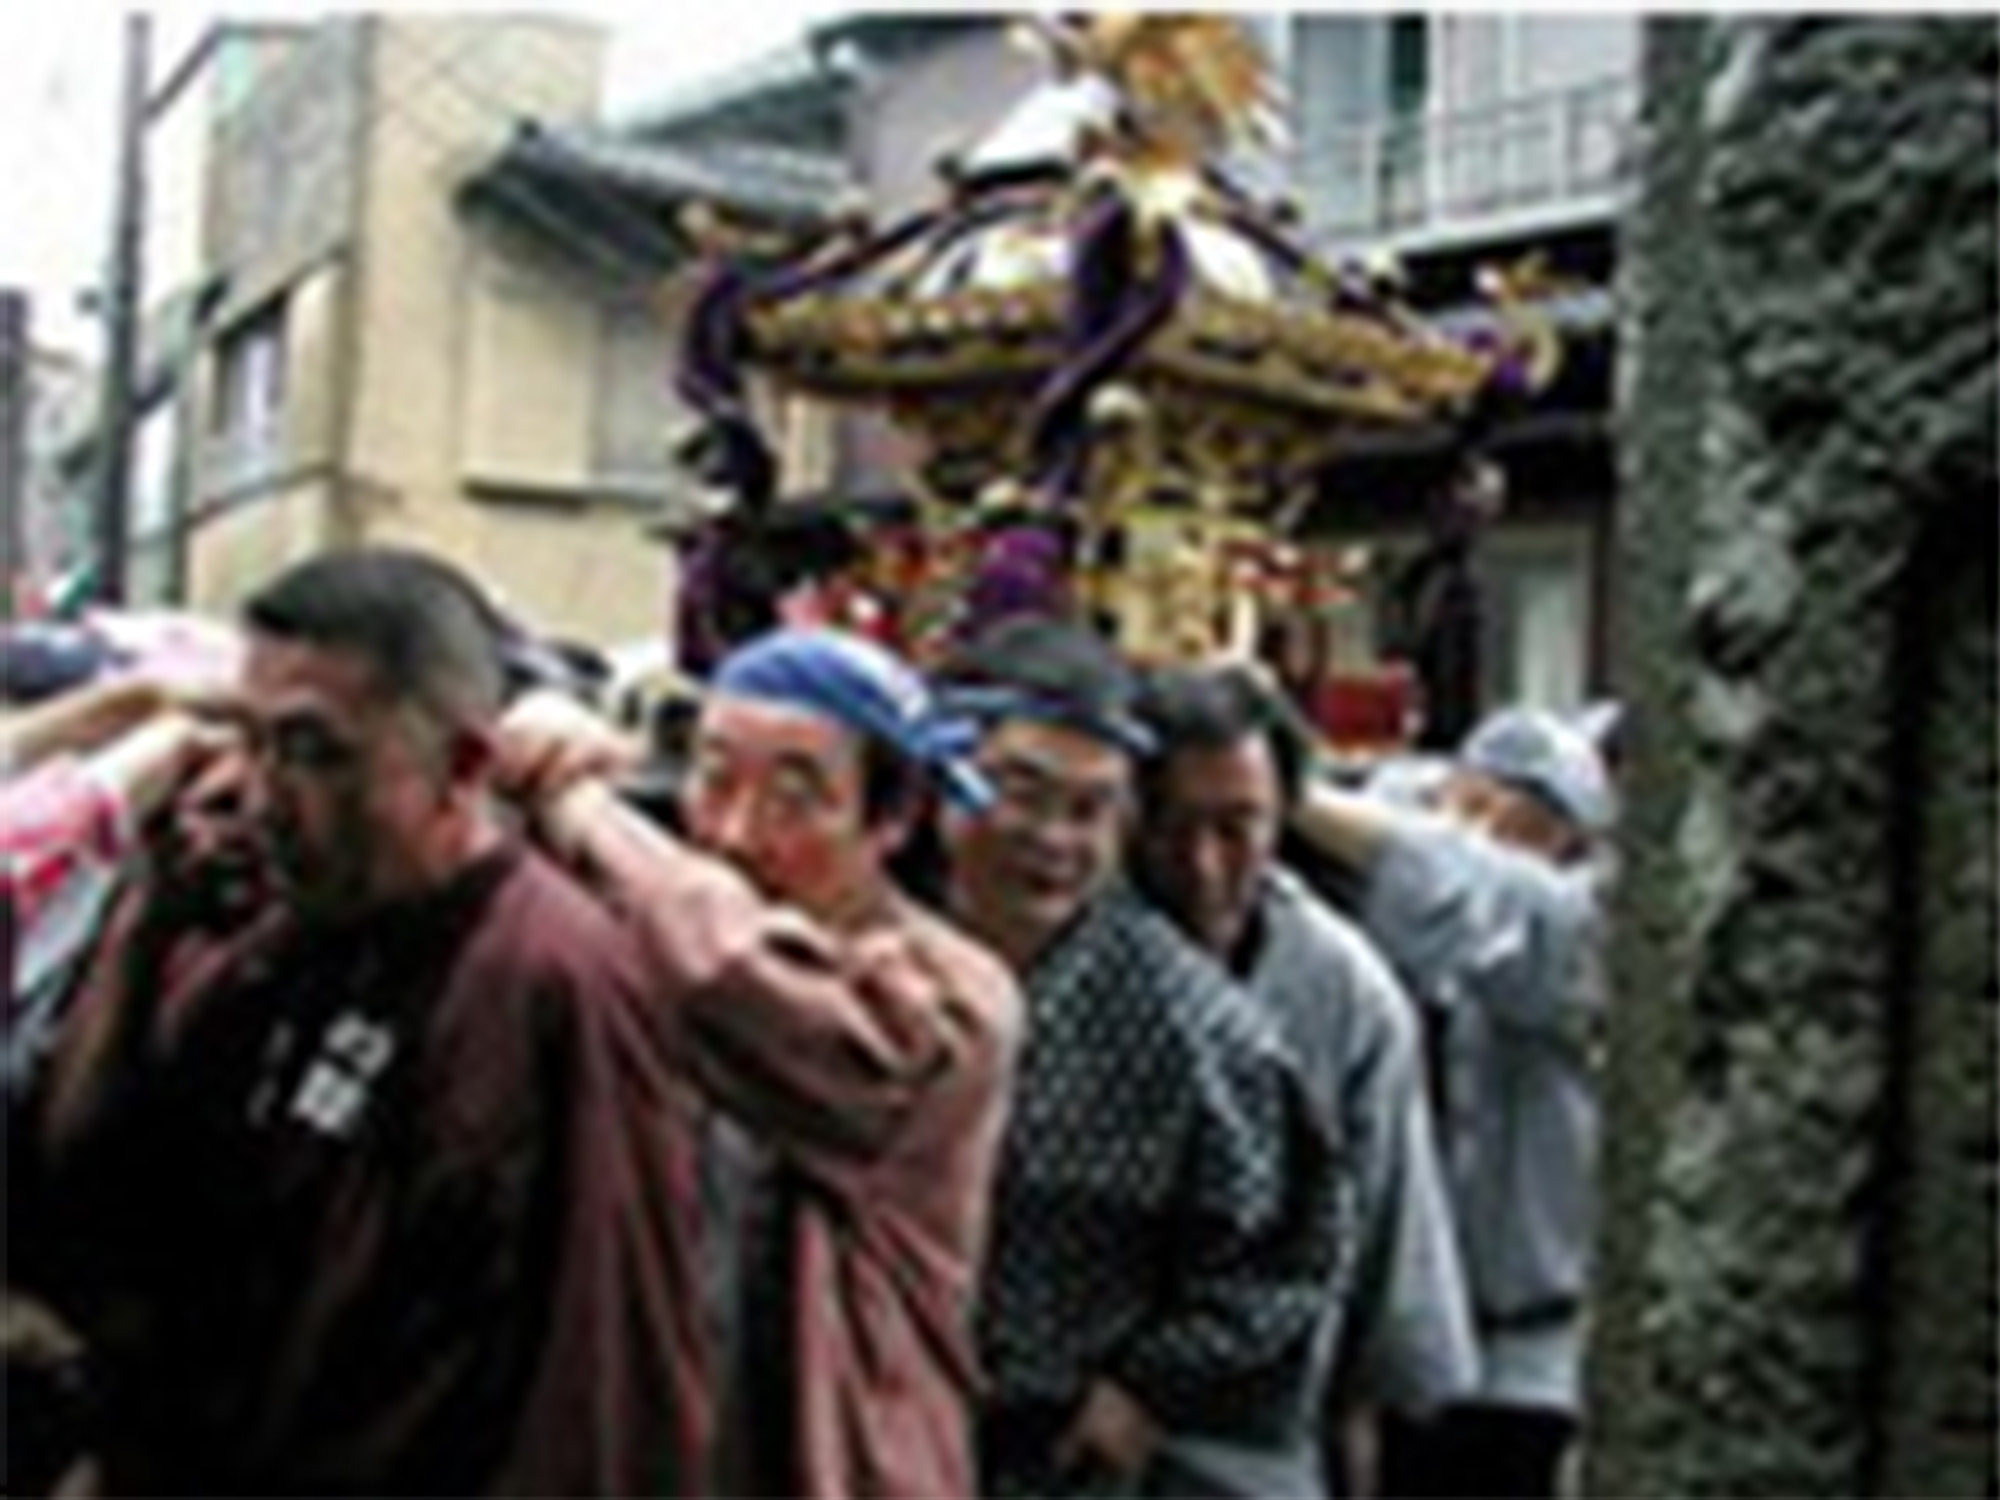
[240,633,394,722]
[1152,736,1283,811]
[696,690,864,774]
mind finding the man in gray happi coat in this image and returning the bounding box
[1133,664,1476,1499]
[1292,704,1611,1500]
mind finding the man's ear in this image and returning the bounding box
[867,797,919,861]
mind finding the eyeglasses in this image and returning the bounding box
[981,755,1130,831]
[227,696,458,780]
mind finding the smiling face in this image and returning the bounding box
[681,693,901,928]
[240,634,474,923]
[939,717,1132,968]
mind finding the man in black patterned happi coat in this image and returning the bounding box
[935,616,1349,1499]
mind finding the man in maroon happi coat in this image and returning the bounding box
[28,549,703,1496]
[504,625,1021,1499]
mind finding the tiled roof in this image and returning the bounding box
[509,124,854,224]
[462,122,856,267]
[468,16,993,267]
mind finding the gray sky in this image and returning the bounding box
[0,2,838,359]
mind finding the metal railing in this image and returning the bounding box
[1303,76,1638,244]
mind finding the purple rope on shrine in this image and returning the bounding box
[676,260,779,511]
[1026,186,1192,503]
[762,204,950,301]
[1461,325,1539,401]
[671,206,952,514]
[1212,194,1313,278]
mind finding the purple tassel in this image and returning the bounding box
[675,260,778,511]
[960,525,1071,642]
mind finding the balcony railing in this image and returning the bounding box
[1303,76,1639,246]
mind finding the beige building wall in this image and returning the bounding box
[182,23,363,609]
[462,497,671,646]
[182,14,684,645]
[345,16,648,640]
[188,476,342,609]
[458,236,598,495]
[282,262,347,480]
[182,257,349,613]
[456,235,668,643]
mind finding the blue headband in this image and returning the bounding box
[712,628,995,811]
[940,684,1158,758]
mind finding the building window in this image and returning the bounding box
[592,298,672,493]
[209,299,286,489]
[1388,16,1429,117]
[1479,523,1594,712]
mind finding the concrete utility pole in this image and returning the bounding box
[94,12,151,606]
[1,290,26,621]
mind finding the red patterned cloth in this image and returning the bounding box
[3,757,131,1003]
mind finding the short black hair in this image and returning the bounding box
[243,548,506,729]
[937,614,1150,755]
[858,733,924,826]
[1135,663,1313,808]
[693,503,867,659]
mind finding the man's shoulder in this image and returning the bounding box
[1099,890,1288,1058]
[487,840,613,930]
[1263,870,1401,989]
[1096,887,1216,978]
[892,898,1025,1046]
[1257,867,1418,1049]
[469,844,651,1000]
